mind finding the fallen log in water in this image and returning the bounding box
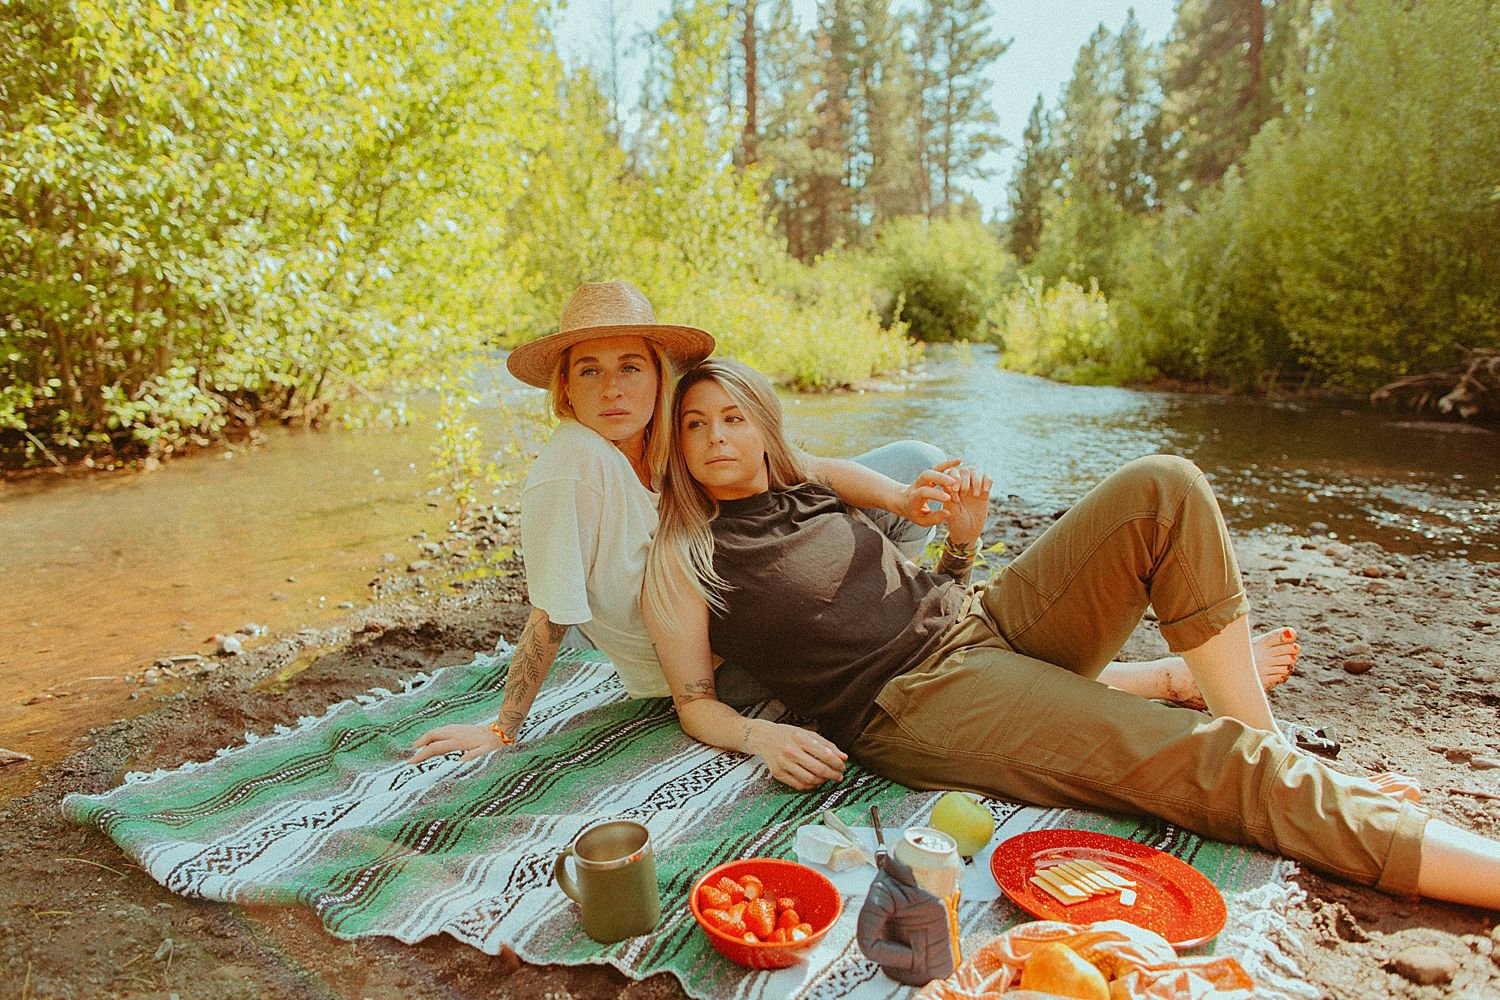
[1370,347,1500,421]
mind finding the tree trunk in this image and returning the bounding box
[742,0,759,164]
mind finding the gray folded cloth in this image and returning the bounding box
[855,853,956,986]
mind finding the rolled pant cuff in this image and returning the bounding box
[1159,592,1250,653]
[1373,800,1429,896]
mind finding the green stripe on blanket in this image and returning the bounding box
[62,647,1313,1000]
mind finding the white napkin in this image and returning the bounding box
[794,825,1003,902]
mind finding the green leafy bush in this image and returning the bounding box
[855,215,1014,343]
[994,275,1149,385]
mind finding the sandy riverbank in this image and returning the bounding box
[2,498,1498,998]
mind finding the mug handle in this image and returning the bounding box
[552,846,584,905]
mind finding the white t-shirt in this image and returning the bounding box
[519,419,667,697]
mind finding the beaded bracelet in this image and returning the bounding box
[942,538,978,560]
[490,721,516,744]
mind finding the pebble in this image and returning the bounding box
[216,635,244,656]
[1471,755,1500,771]
[337,601,354,609]
[1360,564,1387,578]
[270,591,290,601]
[1388,945,1457,986]
[0,747,32,767]
[1342,658,1376,675]
[407,560,434,573]
[236,623,266,637]
[1445,748,1474,763]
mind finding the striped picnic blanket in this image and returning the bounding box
[62,646,1314,999]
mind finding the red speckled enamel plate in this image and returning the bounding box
[990,829,1228,947]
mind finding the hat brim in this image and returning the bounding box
[505,324,715,389]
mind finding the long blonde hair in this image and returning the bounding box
[546,338,675,486]
[644,359,807,630]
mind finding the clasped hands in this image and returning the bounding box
[898,457,993,546]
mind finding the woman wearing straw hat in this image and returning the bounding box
[409,281,953,762]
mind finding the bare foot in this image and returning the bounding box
[1370,771,1423,803]
[1100,628,1300,709]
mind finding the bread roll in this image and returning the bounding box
[1017,942,1110,1000]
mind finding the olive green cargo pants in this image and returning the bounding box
[853,455,1426,893]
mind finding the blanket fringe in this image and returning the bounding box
[1215,860,1318,1000]
[114,641,518,787]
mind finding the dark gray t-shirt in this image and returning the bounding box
[707,484,966,748]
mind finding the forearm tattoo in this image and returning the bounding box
[497,613,567,735]
[672,677,718,710]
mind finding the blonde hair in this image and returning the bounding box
[644,359,807,630]
[547,337,675,487]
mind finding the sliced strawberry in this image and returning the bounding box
[698,884,733,911]
[744,897,776,938]
[775,908,801,930]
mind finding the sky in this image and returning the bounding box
[552,0,1178,220]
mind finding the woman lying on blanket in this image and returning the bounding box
[642,358,1500,910]
[409,281,954,763]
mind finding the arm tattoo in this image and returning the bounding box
[511,614,563,693]
[672,677,718,709]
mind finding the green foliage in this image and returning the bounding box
[1,0,556,466]
[994,275,1149,385]
[1,0,923,470]
[1016,0,1496,396]
[852,215,1014,343]
[1239,0,1500,391]
[1113,183,1298,392]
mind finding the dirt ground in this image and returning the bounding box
[3,498,1499,999]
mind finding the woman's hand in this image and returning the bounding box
[897,459,962,527]
[408,724,511,764]
[942,464,993,547]
[746,721,847,790]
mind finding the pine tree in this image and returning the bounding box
[1007,95,1054,263]
[1158,0,1318,197]
[912,0,1009,217]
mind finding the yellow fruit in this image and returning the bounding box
[1018,942,1110,1000]
[927,791,995,858]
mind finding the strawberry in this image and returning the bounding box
[745,897,776,938]
[703,907,747,938]
[790,922,814,941]
[775,895,798,913]
[738,874,765,901]
[716,876,747,904]
[697,884,733,911]
[775,908,801,930]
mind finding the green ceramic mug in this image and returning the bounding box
[552,819,661,943]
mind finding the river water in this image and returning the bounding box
[2,344,1496,791]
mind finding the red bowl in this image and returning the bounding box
[689,858,843,970]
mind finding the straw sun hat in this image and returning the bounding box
[505,281,715,389]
